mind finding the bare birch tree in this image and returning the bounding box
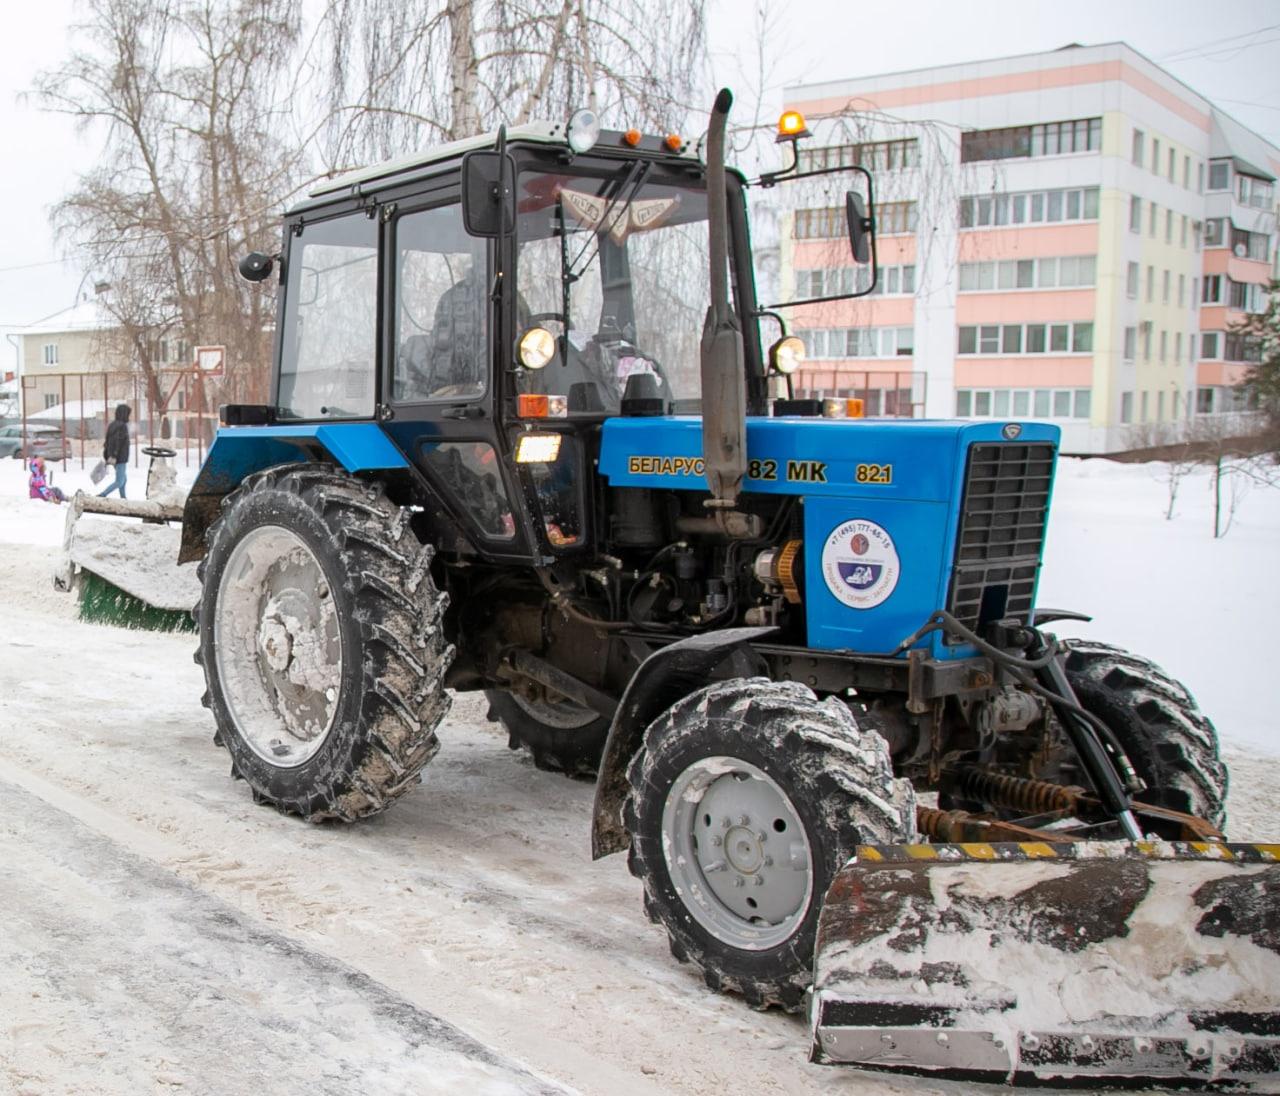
[314,0,708,169]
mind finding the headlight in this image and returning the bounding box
[770,335,805,375]
[518,327,556,369]
[514,433,562,463]
[567,108,600,154]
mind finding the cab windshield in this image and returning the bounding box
[514,167,711,415]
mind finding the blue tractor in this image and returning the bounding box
[182,92,1278,1085]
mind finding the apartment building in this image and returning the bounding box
[780,43,1278,453]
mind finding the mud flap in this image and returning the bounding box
[811,841,1280,1087]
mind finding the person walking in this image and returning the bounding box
[98,403,132,499]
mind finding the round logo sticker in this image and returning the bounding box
[822,519,900,610]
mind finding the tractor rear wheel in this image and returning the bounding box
[485,687,609,776]
[624,678,916,1011]
[1063,639,1227,828]
[195,464,452,821]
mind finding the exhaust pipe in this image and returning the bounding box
[699,88,747,514]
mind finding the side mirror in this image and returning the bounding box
[238,251,275,282]
[461,150,516,238]
[846,191,873,265]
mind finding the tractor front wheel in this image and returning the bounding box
[195,464,452,821]
[1063,639,1227,828]
[624,678,916,1010]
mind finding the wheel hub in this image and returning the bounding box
[662,757,814,952]
[212,525,343,768]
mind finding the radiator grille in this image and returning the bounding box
[946,442,1055,636]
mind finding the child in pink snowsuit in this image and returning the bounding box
[28,457,67,503]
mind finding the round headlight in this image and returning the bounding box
[567,108,600,154]
[518,327,556,369]
[771,335,805,375]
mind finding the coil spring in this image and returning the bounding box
[958,768,1079,814]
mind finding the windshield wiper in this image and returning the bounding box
[564,159,653,280]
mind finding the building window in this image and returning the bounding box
[956,387,1091,419]
[1146,266,1154,303]
[960,116,1101,162]
[797,138,919,173]
[1175,332,1183,361]
[797,325,914,359]
[1203,274,1222,303]
[1128,195,1142,233]
[957,322,1093,355]
[1142,323,1152,360]
[44,393,59,409]
[957,255,1095,292]
[1167,147,1175,182]
[1132,128,1144,166]
[1141,391,1149,422]
[41,343,58,365]
[1121,392,1133,423]
[1204,218,1226,247]
[1164,209,1173,243]
[1228,279,1266,313]
[1236,173,1274,209]
[1202,332,1220,359]
[795,264,915,297]
[1208,160,1230,191]
[1162,269,1170,304]
[1178,274,1185,307]
[1123,326,1137,361]
[1151,139,1161,174]
[1223,333,1263,363]
[1197,163,1205,193]
[959,186,1098,228]
[1197,388,1214,414]
[1126,262,1139,298]
[1180,215,1188,247]
[1193,220,1202,251]
[1148,201,1157,237]
[1231,226,1269,262]
[1182,154,1190,189]
[1159,330,1168,361]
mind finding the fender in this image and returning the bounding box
[178,423,409,563]
[590,625,775,860]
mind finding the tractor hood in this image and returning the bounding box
[601,415,1062,657]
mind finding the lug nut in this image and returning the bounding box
[753,875,764,886]
[710,835,722,847]
[738,815,750,826]
[733,876,745,888]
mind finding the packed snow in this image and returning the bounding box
[0,451,1277,1095]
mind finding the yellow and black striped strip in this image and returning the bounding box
[855,841,1280,864]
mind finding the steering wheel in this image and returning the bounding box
[142,446,178,459]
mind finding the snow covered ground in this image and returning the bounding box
[0,452,1276,1095]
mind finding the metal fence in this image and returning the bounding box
[16,370,225,472]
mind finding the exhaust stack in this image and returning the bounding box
[699,88,747,513]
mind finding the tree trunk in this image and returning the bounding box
[448,0,481,139]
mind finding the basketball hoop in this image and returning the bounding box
[195,345,226,376]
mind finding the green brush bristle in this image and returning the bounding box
[77,570,196,633]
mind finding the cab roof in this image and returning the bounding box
[307,122,702,203]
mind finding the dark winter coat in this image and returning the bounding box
[104,404,131,464]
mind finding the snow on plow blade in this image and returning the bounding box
[811,840,1280,1088]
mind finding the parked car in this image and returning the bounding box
[0,423,70,461]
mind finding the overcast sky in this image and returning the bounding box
[1,0,1277,332]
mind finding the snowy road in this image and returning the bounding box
[1,457,1277,1094]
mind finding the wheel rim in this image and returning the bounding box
[213,524,343,768]
[509,691,598,730]
[662,756,814,952]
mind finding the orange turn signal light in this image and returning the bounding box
[518,393,549,418]
[664,133,683,152]
[623,128,642,147]
[846,398,865,419]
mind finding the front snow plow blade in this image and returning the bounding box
[811,840,1280,1088]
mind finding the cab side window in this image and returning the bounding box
[394,203,489,403]
[277,213,378,420]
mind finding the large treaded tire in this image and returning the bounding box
[1062,639,1227,828]
[484,688,609,777]
[195,463,452,821]
[624,678,916,1011]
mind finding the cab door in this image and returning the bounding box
[380,192,530,559]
